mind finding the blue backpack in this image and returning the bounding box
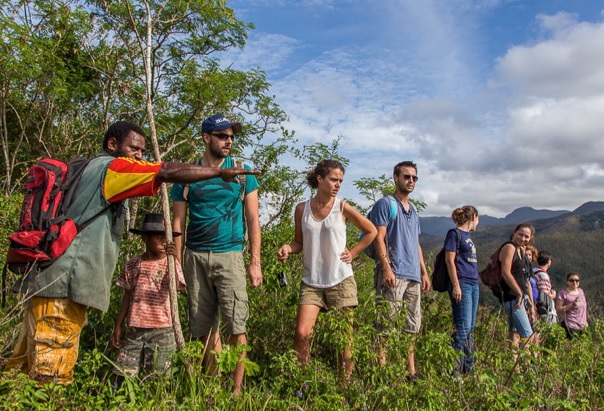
[361,195,398,260]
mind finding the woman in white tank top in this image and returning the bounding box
[277,160,377,382]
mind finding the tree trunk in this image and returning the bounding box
[136,1,185,350]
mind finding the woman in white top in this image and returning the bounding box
[277,159,377,381]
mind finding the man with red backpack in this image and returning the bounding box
[4,120,259,385]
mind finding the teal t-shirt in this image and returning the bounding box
[170,157,259,252]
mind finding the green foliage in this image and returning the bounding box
[213,344,259,377]
[3,228,604,409]
[353,174,395,206]
[353,174,427,213]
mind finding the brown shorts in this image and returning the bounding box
[299,276,358,310]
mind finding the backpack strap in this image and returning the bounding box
[386,195,398,223]
[234,159,246,201]
[452,228,462,254]
[182,159,202,202]
[233,159,249,249]
[445,228,462,263]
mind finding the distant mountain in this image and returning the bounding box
[503,206,570,224]
[573,201,604,214]
[420,206,571,237]
[419,217,455,237]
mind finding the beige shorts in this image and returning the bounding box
[299,276,358,310]
[375,267,422,334]
[184,249,248,338]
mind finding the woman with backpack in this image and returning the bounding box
[499,223,537,351]
[277,159,377,382]
[444,205,480,375]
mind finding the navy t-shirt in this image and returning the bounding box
[443,228,479,284]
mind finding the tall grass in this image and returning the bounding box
[1,212,603,409]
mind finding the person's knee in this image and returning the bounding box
[294,324,313,342]
[199,332,220,347]
[227,333,247,346]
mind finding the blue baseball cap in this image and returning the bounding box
[202,114,242,134]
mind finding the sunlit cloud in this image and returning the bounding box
[226,1,604,216]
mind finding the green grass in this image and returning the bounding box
[2,258,603,410]
[1,213,603,410]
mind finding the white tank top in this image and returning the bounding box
[301,198,354,288]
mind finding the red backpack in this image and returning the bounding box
[478,242,512,296]
[6,157,95,274]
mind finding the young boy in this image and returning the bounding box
[112,212,186,379]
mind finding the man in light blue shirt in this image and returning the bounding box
[370,161,430,380]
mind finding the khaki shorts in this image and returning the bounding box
[299,276,358,310]
[5,296,87,385]
[184,249,248,338]
[375,267,422,334]
[114,327,176,377]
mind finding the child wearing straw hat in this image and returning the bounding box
[111,212,186,379]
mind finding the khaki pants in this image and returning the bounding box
[5,297,87,385]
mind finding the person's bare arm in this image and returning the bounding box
[500,244,523,308]
[555,295,565,317]
[172,201,187,264]
[341,202,377,261]
[374,225,396,288]
[445,251,461,302]
[277,202,305,261]
[419,245,430,293]
[245,189,262,287]
[157,163,260,184]
[112,289,132,349]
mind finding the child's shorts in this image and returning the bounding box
[114,327,176,377]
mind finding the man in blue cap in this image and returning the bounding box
[171,114,261,395]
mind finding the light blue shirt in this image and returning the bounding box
[371,196,421,282]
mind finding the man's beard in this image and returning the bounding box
[209,144,229,159]
[398,184,413,195]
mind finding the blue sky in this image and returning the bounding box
[223,0,604,217]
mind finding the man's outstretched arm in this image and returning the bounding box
[157,162,261,184]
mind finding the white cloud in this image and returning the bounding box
[221,32,301,75]
[495,13,604,98]
[226,4,604,217]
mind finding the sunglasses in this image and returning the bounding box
[209,132,235,141]
[568,279,580,283]
[400,173,419,182]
